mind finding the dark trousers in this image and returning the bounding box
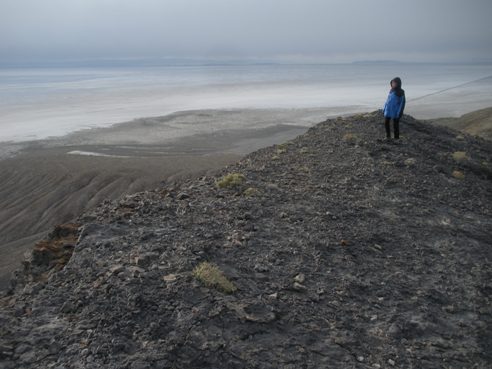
[385,117,400,139]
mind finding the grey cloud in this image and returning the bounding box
[0,0,491,63]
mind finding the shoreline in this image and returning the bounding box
[0,106,369,147]
[2,97,492,152]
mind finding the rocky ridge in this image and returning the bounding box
[1,111,491,369]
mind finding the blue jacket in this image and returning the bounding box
[383,89,406,119]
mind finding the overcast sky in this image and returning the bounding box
[1,0,491,64]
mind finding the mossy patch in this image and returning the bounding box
[193,262,236,294]
[276,148,287,154]
[243,187,259,196]
[275,143,289,155]
[342,132,358,144]
[276,142,289,150]
[404,158,417,166]
[452,151,468,162]
[452,170,465,179]
[216,173,245,188]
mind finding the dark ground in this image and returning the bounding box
[1,111,491,369]
[0,118,306,291]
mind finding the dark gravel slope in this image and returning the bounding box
[1,111,491,369]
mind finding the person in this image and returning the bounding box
[383,77,406,139]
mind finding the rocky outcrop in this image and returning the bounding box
[1,111,491,368]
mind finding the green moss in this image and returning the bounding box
[216,173,245,188]
[193,262,236,294]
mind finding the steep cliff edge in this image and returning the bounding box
[1,111,491,369]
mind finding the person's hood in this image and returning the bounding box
[390,77,402,89]
[390,77,404,96]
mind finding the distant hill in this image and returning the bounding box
[1,111,491,368]
[429,106,492,140]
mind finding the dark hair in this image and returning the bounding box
[390,77,404,96]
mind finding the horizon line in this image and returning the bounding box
[1,56,492,69]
